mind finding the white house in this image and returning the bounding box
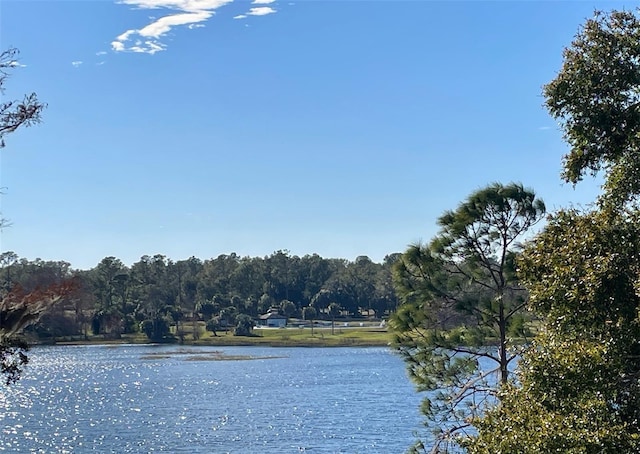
[258,310,288,328]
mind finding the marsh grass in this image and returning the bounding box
[139,349,285,361]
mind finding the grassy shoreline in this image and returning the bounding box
[49,327,392,348]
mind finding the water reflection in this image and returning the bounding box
[1,345,422,453]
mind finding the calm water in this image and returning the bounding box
[0,345,423,453]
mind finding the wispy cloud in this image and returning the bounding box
[110,0,230,54]
[96,51,108,56]
[8,61,27,68]
[112,0,280,53]
[112,0,232,54]
[71,61,83,67]
[538,126,552,131]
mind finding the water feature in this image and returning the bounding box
[0,345,423,453]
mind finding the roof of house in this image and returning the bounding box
[259,311,288,320]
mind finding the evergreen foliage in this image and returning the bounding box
[391,182,545,453]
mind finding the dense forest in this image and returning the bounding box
[0,251,399,342]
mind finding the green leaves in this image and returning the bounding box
[465,208,640,453]
[458,10,640,452]
[435,182,545,260]
[544,9,640,208]
[519,209,640,330]
[467,332,640,453]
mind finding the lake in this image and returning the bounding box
[0,345,424,453]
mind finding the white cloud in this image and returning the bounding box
[247,6,275,16]
[112,0,281,54]
[8,61,26,68]
[118,0,230,10]
[111,41,126,52]
[138,11,212,37]
[117,30,136,41]
[112,0,233,54]
[71,61,83,67]
[96,51,108,56]
[128,40,166,54]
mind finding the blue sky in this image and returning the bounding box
[0,0,630,270]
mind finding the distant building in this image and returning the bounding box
[258,309,287,328]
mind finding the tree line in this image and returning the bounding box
[0,251,400,342]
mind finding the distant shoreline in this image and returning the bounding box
[39,327,393,349]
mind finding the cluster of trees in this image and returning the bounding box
[392,8,640,453]
[0,251,399,342]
